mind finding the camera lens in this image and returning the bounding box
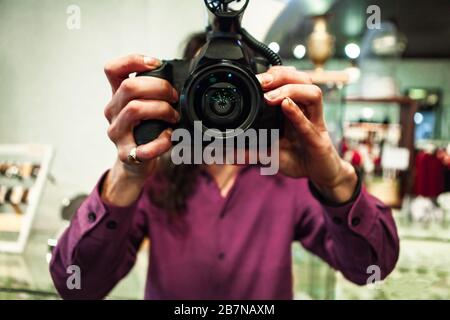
[200,81,244,128]
[184,65,263,136]
[207,87,240,116]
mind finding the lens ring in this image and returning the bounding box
[181,63,263,139]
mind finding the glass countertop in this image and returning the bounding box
[0,230,147,300]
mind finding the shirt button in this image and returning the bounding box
[332,216,343,225]
[106,220,118,230]
[351,217,361,227]
[218,252,225,260]
[87,212,96,223]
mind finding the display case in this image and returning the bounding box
[0,144,53,253]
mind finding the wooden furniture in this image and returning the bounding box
[305,69,349,86]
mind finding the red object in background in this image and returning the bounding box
[341,139,349,155]
[374,156,381,167]
[351,151,363,167]
[414,151,445,197]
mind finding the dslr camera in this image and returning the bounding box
[134,0,284,147]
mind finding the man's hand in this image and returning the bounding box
[257,66,358,204]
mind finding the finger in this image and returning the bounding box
[256,67,312,90]
[105,77,178,122]
[281,98,321,149]
[135,129,173,161]
[117,129,173,164]
[107,100,179,141]
[117,77,178,105]
[264,84,324,124]
[104,54,162,94]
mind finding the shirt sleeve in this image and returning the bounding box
[294,178,400,285]
[49,171,148,299]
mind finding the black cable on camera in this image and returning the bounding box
[240,28,283,66]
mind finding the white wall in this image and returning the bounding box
[0,0,206,230]
[0,0,285,231]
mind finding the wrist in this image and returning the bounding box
[312,160,359,204]
[101,160,149,207]
[113,159,150,182]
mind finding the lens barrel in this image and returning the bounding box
[181,62,263,139]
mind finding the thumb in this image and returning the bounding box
[281,98,322,149]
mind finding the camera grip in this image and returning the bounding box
[134,120,170,146]
[133,62,174,146]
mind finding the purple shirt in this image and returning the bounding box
[50,166,399,300]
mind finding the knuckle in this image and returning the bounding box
[124,101,141,119]
[103,61,114,76]
[149,102,168,120]
[283,84,296,95]
[279,66,296,72]
[277,70,290,82]
[286,69,300,82]
[119,78,136,94]
[104,105,112,121]
[310,85,323,100]
[129,53,142,65]
[107,124,118,141]
[297,71,312,84]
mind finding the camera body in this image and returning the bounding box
[134,33,283,146]
[133,0,284,147]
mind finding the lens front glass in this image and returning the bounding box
[208,86,240,116]
[191,70,252,130]
[184,65,262,136]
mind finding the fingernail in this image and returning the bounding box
[256,73,274,86]
[285,97,295,106]
[143,56,161,67]
[172,88,179,101]
[265,89,280,100]
[174,111,181,122]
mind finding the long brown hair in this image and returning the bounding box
[149,32,207,216]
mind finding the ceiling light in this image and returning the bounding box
[268,42,280,54]
[345,43,361,59]
[414,112,424,125]
[293,44,306,59]
[362,107,374,119]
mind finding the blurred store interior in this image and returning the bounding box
[0,0,449,299]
